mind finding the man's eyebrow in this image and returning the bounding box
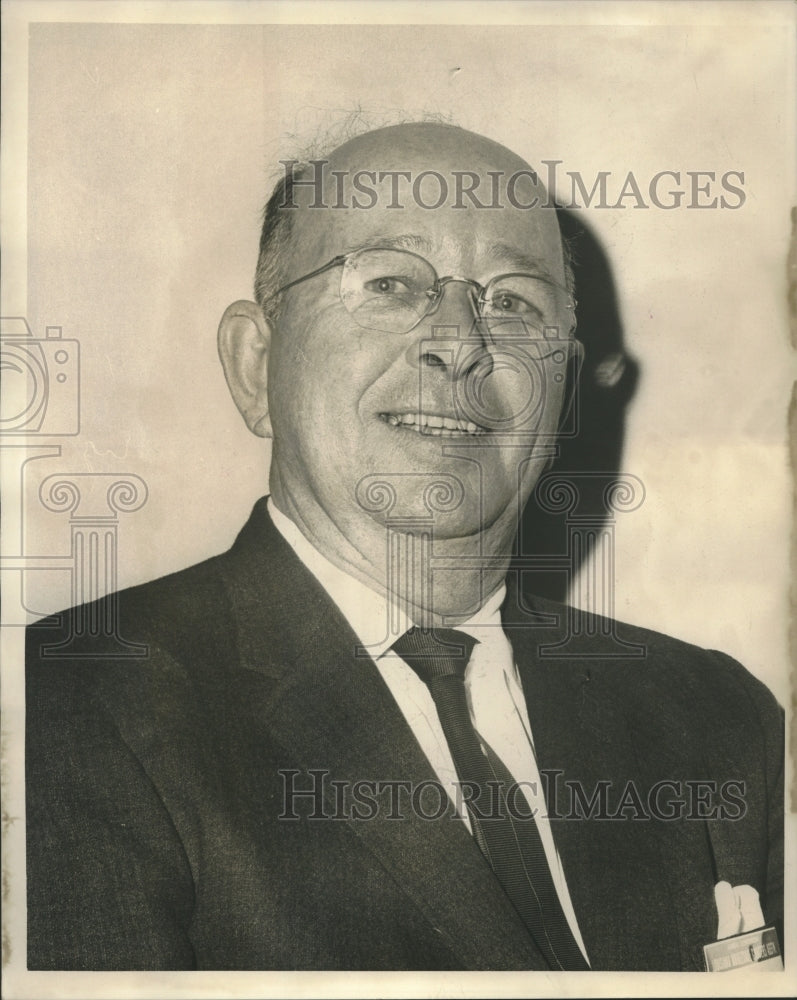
[341,234,434,255]
[485,241,555,277]
[339,235,559,281]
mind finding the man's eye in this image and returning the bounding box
[365,276,413,295]
[487,290,535,314]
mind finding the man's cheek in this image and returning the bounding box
[458,364,550,432]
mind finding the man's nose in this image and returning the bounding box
[404,281,492,377]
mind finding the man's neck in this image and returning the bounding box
[270,481,517,627]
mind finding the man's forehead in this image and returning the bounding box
[283,123,564,277]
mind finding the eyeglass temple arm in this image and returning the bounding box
[261,256,347,305]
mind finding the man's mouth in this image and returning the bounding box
[378,412,489,437]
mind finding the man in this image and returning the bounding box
[26,123,783,971]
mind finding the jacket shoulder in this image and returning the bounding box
[26,551,231,666]
[518,591,783,734]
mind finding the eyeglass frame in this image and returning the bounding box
[261,246,578,337]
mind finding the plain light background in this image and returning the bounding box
[17,19,793,704]
[2,5,795,998]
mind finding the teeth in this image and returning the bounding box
[381,412,487,436]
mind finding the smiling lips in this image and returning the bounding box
[379,411,489,437]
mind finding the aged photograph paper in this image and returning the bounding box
[2,1,794,997]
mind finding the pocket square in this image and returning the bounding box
[714,880,764,939]
[703,881,782,972]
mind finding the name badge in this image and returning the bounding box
[703,925,783,972]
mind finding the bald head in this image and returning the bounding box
[322,121,538,181]
[221,119,580,610]
[255,122,572,313]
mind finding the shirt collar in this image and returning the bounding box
[267,498,506,658]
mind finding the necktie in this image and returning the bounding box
[393,626,589,971]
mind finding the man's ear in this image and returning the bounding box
[217,300,274,438]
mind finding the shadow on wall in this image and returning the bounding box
[517,207,640,605]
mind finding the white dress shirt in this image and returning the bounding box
[268,499,589,963]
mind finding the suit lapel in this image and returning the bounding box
[216,500,549,970]
[506,588,716,970]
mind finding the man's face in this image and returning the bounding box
[266,124,575,544]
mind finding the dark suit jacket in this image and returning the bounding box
[26,498,783,971]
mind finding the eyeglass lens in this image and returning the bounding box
[338,247,571,336]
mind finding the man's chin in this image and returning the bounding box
[353,482,512,543]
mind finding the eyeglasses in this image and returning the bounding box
[263,246,577,337]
